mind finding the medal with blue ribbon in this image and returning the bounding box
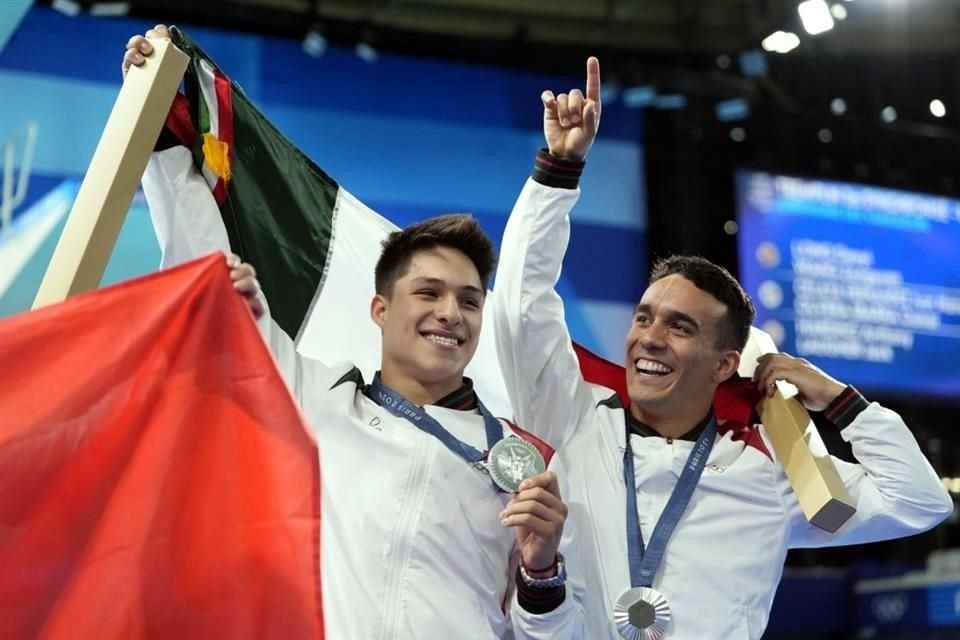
[615,415,717,640]
[369,375,542,492]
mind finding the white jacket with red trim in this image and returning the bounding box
[493,175,954,640]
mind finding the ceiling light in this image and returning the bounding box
[949,478,960,494]
[762,31,800,54]
[90,2,130,16]
[830,3,848,20]
[740,49,768,77]
[302,30,327,58]
[881,106,897,123]
[716,98,750,122]
[622,86,656,109]
[51,0,81,16]
[798,0,835,35]
[355,42,378,63]
[930,99,946,118]
[600,81,621,105]
[653,94,687,110]
[830,97,847,115]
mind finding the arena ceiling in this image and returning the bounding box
[71,0,960,58]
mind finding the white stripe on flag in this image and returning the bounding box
[197,59,220,139]
[296,188,391,386]
[142,147,514,418]
[298,187,512,418]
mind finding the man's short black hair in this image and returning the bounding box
[375,214,496,296]
[649,255,756,352]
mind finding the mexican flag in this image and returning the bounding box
[145,28,760,428]
[0,254,323,639]
[146,27,512,416]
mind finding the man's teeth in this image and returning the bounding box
[426,334,459,346]
[634,358,673,374]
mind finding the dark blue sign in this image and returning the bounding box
[928,583,960,626]
[857,588,928,628]
[736,171,960,399]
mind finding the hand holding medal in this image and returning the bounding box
[499,471,568,574]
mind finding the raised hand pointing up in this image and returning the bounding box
[542,56,601,161]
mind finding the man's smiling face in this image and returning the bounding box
[372,246,484,396]
[624,273,739,426]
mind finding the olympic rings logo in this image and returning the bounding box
[870,593,909,624]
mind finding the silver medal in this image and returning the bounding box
[487,436,546,493]
[613,587,671,640]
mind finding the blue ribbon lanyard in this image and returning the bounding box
[623,416,717,588]
[369,375,503,465]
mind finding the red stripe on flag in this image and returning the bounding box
[164,93,197,147]
[213,179,229,205]
[714,376,770,460]
[214,69,234,168]
[212,69,234,205]
[573,341,629,407]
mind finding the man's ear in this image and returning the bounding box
[715,350,741,384]
[370,294,388,330]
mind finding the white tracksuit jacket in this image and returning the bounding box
[492,172,954,640]
[141,149,583,640]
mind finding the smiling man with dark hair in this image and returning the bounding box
[226,217,582,638]
[493,56,952,640]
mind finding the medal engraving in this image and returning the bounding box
[628,600,655,628]
[487,437,546,493]
[614,587,671,640]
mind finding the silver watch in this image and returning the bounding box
[518,554,567,589]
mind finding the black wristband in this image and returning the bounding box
[531,148,585,189]
[823,385,870,430]
[515,566,566,614]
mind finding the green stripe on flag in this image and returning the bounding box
[170,27,340,340]
[193,78,211,169]
[197,87,211,136]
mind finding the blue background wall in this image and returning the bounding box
[0,6,646,362]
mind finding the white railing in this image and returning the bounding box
[1,121,38,233]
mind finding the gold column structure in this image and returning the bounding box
[32,38,188,309]
[739,327,856,532]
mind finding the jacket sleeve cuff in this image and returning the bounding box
[531,148,585,190]
[823,385,870,430]
[515,566,566,614]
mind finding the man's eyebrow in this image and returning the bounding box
[411,277,484,295]
[667,310,700,331]
[633,303,700,330]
